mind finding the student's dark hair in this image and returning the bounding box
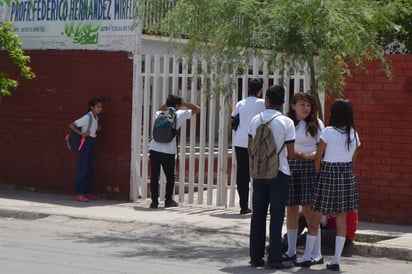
[88,98,102,111]
[166,94,183,108]
[266,85,285,106]
[329,99,356,150]
[287,92,321,138]
[248,78,263,96]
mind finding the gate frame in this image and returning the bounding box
[130,38,322,208]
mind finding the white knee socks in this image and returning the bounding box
[297,234,316,262]
[286,229,298,257]
[330,236,346,264]
[311,229,322,260]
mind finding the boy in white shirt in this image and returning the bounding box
[149,94,200,208]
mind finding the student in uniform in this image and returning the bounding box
[295,99,361,272]
[248,85,310,269]
[284,92,325,264]
[149,94,200,209]
[69,98,103,202]
[231,78,265,214]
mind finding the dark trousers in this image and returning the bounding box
[249,172,290,263]
[235,146,251,210]
[149,150,176,203]
[75,137,95,195]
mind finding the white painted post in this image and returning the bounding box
[197,60,207,204]
[206,72,217,205]
[179,57,189,203]
[130,24,143,201]
[141,54,152,199]
[216,88,229,206]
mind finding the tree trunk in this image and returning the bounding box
[307,56,324,120]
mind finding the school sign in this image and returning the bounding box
[0,0,138,50]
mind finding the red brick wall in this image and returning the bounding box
[325,55,412,225]
[0,50,133,198]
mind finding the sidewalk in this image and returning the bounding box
[1,187,411,262]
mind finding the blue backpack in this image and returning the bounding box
[152,108,177,143]
[65,113,92,151]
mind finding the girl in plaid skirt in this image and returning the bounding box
[295,99,361,271]
[284,93,325,264]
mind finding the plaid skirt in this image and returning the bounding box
[311,161,359,214]
[286,159,317,206]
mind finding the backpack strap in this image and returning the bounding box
[259,113,282,125]
[78,113,93,151]
[277,142,286,156]
[86,112,93,132]
[259,113,285,155]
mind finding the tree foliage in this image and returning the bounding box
[136,0,412,116]
[377,0,412,53]
[0,19,36,101]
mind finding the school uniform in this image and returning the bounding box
[149,108,192,205]
[311,127,361,213]
[248,108,295,264]
[74,111,99,195]
[287,119,325,206]
[231,96,265,211]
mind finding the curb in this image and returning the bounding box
[352,242,412,262]
[0,208,49,220]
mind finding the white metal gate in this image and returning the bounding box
[130,52,313,208]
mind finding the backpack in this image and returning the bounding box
[152,107,177,143]
[231,113,240,131]
[249,113,285,179]
[65,113,92,151]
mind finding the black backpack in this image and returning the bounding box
[65,113,92,151]
[152,108,177,143]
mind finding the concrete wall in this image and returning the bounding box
[325,55,412,225]
[0,50,133,198]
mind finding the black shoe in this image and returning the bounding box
[282,253,297,261]
[249,258,265,268]
[326,263,340,271]
[294,259,312,268]
[165,200,178,208]
[312,257,324,265]
[240,208,252,214]
[266,261,293,269]
[149,202,158,209]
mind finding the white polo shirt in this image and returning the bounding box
[149,108,192,155]
[74,111,99,138]
[231,96,265,148]
[248,108,296,176]
[294,119,325,153]
[320,127,361,162]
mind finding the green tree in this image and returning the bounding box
[0,18,36,101]
[377,0,412,54]
[136,0,412,118]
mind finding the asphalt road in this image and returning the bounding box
[0,215,411,274]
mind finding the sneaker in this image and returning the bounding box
[164,200,178,208]
[75,194,89,202]
[85,194,98,200]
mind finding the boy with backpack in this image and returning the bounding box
[248,85,310,269]
[149,94,200,209]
